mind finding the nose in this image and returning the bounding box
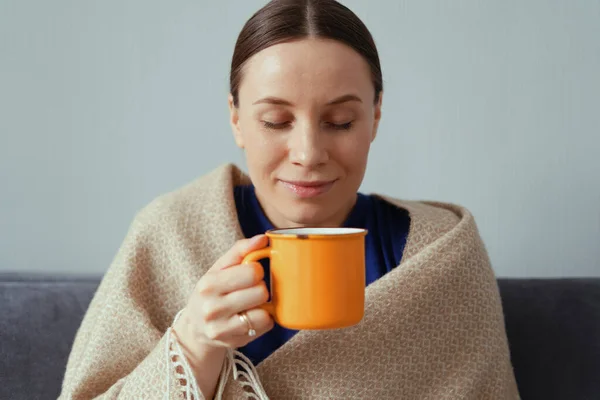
[288,122,329,167]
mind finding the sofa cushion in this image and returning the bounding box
[499,278,600,400]
[0,275,99,400]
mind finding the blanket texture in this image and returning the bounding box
[59,164,519,399]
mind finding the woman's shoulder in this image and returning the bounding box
[372,194,473,226]
[109,163,247,278]
[372,194,481,257]
[132,163,246,226]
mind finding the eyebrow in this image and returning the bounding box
[252,94,363,106]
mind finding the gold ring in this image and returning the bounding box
[238,311,256,337]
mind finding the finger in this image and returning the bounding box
[196,281,269,321]
[231,308,274,338]
[222,281,270,315]
[201,262,264,296]
[211,235,268,272]
[205,308,274,344]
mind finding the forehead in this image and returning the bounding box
[239,38,374,103]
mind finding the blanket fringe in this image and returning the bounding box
[215,349,269,399]
[166,310,202,400]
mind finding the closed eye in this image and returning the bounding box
[262,121,291,130]
[262,121,354,131]
[326,121,353,131]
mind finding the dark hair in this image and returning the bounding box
[230,0,383,107]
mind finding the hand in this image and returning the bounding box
[174,235,274,356]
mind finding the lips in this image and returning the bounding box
[279,179,336,198]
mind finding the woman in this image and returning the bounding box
[60,0,519,399]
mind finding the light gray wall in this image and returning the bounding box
[1,0,599,277]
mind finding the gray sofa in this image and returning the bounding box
[1,275,599,400]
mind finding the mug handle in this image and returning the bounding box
[242,247,275,316]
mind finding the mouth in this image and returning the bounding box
[279,179,337,199]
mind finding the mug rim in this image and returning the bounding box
[265,227,367,239]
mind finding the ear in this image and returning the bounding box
[371,91,383,142]
[229,93,244,148]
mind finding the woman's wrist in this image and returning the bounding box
[172,309,227,398]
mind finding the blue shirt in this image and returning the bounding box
[233,185,411,365]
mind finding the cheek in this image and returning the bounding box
[334,131,372,170]
[240,128,287,175]
[239,115,273,151]
[245,136,286,162]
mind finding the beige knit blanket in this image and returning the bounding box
[59,164,519,399]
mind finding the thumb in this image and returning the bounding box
[212,234,268,271]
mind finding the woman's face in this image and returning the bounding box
[229,38,382,228]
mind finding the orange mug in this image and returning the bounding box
[242,227,367,330]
